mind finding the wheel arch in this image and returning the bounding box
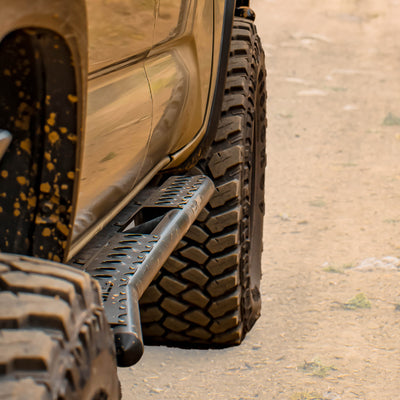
[0,0,87,76]
[0,1,88,261]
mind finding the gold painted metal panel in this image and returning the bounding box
[166,0,227,168]
[72,0,223,240]
[146,0,213,165]
[143,46,200,176]
[73,65,152,240]
[86,0,156,72]
[153,0,191,45]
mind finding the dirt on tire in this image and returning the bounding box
[0,254,120,400]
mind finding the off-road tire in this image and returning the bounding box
[140,18,267,347]
[0,254,120,400]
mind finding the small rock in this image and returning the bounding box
[352,256,400,271]
[323,391,342,400]
[149,388,163,394]
[292,32,333,43]
[298,89,328,96]
[285,77,311,85]
[343,104,358,111]
[278,213,290,221]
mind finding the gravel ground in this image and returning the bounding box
[120,1,400,398]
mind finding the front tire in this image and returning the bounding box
[140,17,267,347]
[0,254,120,400]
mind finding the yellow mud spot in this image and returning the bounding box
[44,125,50,133]
[53,255,61,262]
[16,176,27,185]
[67,133,77,142]
[20,138,31,154]
[15,80,21,87]
[35,216,45,224]
[28,196,37,208]
[14,117,30,131]
[50,195,60,205]
[20,193,27,201]
[1,170,8,178]
[18,91,24,98]
[42,228,51,237]
[45,95,51,105]
[14,202,20,209]
[57,222,69,236]
[48,131,59,144]
[44,152,51,161]
[67,171,75,180]
[61,184,68,190]
[67,94,78,103]
[4,69,11,76]
[18,102,29,113]
[13,209,21,217]
[49,214,58,223]
[47,162,55,171]
[47,112,56,126]
[0,206,3,213]
[60,127,68,134]
[40,182,51,193]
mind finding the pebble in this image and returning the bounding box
[149,388,163,394]
[352,256,400,271]
[343,104,359,111]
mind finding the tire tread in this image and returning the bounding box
[141,17,266,348]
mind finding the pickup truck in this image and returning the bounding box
[0,0,266,398]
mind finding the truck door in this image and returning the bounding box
[73,0,156,240]
[141,0,214,176]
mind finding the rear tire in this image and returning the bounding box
[0,254,120,399]
[140,18,267,347]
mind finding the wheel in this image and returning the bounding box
[140,17,267,347]
[0,254,120,400]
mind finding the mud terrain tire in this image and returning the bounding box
[0,254,120,400]
[140,18,267,347]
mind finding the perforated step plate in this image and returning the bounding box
[71,175,214,366]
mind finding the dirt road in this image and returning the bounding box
[119,1,400,398]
